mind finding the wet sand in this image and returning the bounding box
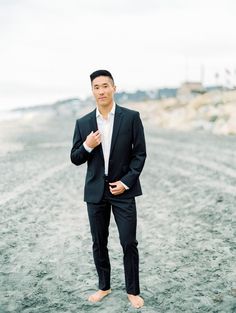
[0,111,236,312]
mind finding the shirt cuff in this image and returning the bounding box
[120,181,129,190]
[83,142,93,153]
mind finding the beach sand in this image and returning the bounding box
[0,108,236,312]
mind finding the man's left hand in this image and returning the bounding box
[109,181,126,195]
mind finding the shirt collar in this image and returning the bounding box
[96,102,116,118]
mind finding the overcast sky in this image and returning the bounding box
[1,0,236,110]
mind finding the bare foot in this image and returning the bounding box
[127,294,144,309]
[88,289,111,303]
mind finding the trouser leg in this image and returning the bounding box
[87,200,111,290]
[111,197,140,295]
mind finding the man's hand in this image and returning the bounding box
[109,181,126,195]
[85,130,101,148]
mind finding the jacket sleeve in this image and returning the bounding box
[120,112,146,188]
[70,120,90,166]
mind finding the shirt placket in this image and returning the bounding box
[103,116,110,174]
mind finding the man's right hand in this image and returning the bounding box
[85,130,101,148]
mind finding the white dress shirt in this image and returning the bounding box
[83,103,128,189]
[96,103,115,175]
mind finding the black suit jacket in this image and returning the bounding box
[70,104,146,203]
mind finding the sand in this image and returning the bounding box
[0,110,236,313]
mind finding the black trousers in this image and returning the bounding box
[87,179,140,295]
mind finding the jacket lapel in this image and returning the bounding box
[89,109,104,160]
[89,108,97,131]
[110,105,123,157]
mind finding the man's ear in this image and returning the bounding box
[113,85,116,92]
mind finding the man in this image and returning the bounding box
[70,70,146,309]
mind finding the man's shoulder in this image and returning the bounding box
[75,109,95,124]
[117,104,140,117]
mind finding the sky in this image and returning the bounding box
[1,0,236,110]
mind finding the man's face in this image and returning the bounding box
[92,76,116,107]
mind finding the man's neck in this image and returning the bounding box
[97,102,114,119]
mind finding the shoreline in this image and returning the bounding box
[1,88,236,135]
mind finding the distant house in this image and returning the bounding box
[177,82,205,102]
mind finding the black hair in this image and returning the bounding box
[90,69,114,84]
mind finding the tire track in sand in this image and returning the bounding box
[157,161,236,195]
[148,136,236,173]
[0,162,69,206]
[146,135,236,195]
